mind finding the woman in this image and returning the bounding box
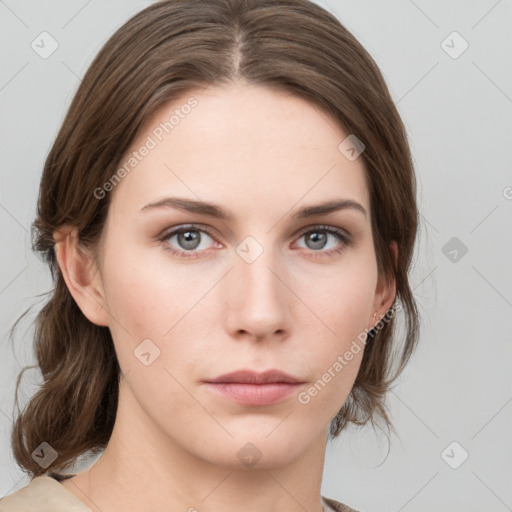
[1,0,420,511]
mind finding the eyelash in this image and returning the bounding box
[158,224,352,260]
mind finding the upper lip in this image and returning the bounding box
[204,369,304,384]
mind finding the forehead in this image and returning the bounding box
[108,84,370,221]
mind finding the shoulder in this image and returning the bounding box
[322,495,361,512]
[2,479,356,512]
[0,475,91,512]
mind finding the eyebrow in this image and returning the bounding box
[140,196,367,220]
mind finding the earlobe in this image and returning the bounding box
[53,227,110,327]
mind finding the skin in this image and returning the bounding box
[55,82,396,512]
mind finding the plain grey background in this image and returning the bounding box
[1,1,511,511]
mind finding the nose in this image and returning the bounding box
[224,241,292,343]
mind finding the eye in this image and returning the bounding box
[294,225,352,258]
[158,223,352,260]
[159,224,219,259]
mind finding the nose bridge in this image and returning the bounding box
[235,233,282,299]
[226,233,290,337]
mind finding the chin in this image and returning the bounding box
[191,423,317,470]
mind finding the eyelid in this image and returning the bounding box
[158,223,216,239]
[294,223,351,239]
[159,223,351,241]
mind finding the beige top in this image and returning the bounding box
[0,474,359,512]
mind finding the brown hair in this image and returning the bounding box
[10,0,420,476]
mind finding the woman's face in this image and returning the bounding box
[86,83,395,469]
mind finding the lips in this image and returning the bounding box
[203,369,305,406]
[204,369,304,385]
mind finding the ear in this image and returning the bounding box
[54,226,110,327]
[369,240,398,328]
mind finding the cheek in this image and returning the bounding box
[100,243,195,339]
[294,255,377,344]
[286,259,377,418]
[99,242,220,384]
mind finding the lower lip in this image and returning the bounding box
[204,382,303,406]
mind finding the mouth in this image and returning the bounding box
[202,369,306,406]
